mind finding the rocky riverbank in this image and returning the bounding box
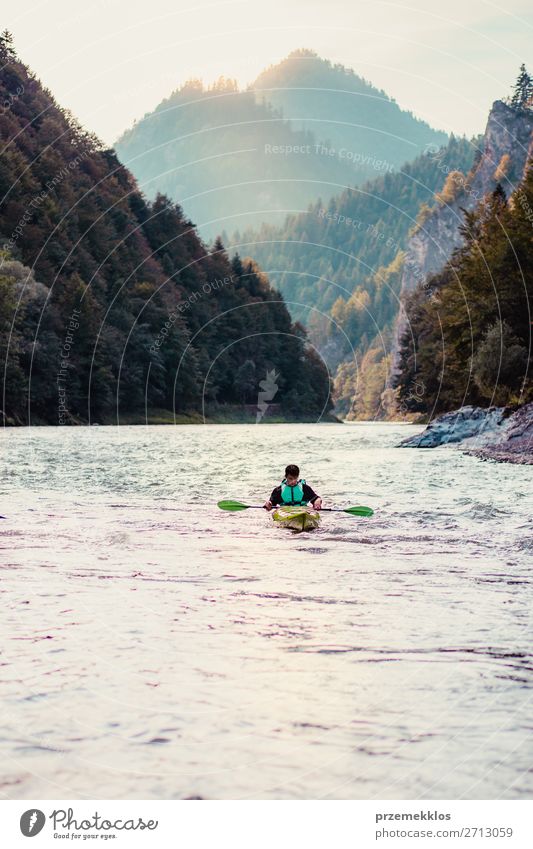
[399,403,533,464]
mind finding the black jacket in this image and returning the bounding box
[269,482,320,506]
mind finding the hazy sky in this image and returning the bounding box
[6,0,533,145]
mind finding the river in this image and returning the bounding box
[1,423,532,800]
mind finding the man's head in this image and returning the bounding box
[285,464,300,484]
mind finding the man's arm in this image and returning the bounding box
[264,485,282,510]
[303,483,322,509]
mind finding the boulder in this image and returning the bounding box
[398,403,533,464]
[398,405,508,448]
[465,403,533,464]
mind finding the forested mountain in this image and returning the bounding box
[396,173,533,414]
[254,50,448,173]
[114,50,448,237]
[234,135,476,326]
[0,32,331,425]
[397,99,533,302]
[394,73,533,417]
[396,73,533,413]
[239,71,533,420]
[115,78,349,239]
[229,135,477,415]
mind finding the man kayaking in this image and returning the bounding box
[263,464,322,511]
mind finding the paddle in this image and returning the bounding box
[321,505,374,517]
[217,500,373,517]
[217,500,263,511]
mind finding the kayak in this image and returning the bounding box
[272,505,321,532]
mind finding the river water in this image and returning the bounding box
[1,423,532,800]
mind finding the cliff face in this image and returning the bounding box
[399,101,533,296]
[390,100,533,380]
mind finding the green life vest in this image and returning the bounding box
[280,478,307,506]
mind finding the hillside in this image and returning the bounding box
[238,78,533,420]
[398,100,533,296]
[231,135,477,377]
[395,92,533,416]
[114,51,448,238]
[338,93,533,420]
[254,50,448,174]
[115,78,351,239]
[0,33,332,425]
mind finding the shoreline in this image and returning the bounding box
[398,403,533,465]
[464,447,533,465]
[1,409,343,427]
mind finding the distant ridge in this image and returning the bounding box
[115,51,448,236]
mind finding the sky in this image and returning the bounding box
[5,0,533,145]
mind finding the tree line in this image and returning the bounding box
[395,65,533,415]
[396,173,533,413]
[0,32,332,424]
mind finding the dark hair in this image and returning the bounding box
[285,464,299,478]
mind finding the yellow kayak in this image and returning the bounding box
[272,505,321,532]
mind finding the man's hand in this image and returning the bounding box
[263,500,273,511]
[313,498,322,510]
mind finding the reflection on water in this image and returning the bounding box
[0,423,532,799]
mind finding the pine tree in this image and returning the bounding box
[211,236,226,256]
[0,29,16,61]
[510,64,533,109]
[231,253,244,280]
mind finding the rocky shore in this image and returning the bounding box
[399,403,533,464]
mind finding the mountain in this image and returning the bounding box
[395,92,533,416]
[398,100,533,296]
[233,135,476,326]
[0,32,331,425]
[236,81,533,420]
[115,78,350,239]
[254,50,448,174]
[229,134,477,415]
[114,51,448,238]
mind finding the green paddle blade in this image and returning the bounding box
[217,500,250,512]
[343,506,374,517]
